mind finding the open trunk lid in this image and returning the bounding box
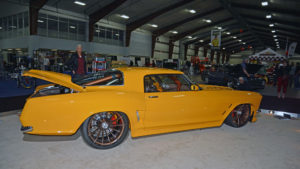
[23,69,84,92]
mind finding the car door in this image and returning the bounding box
[144,74,216,129]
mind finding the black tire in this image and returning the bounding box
[225,104,250,128]
[81,111,129,149]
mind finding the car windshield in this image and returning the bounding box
[72,69,123,86]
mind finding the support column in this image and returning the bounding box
[168,40,174,59]
[184,44,188,60]
[194,45,199,56]
[203,47,208,58]
[210,49,215,63]
[151,35,156,58]
[216,51,221,65]
[222,52,226,64]
[29,0,48,35]
[226,53,231,63]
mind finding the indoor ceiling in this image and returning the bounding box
[4,0,300,53]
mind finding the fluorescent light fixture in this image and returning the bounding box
[187,36,193,39]
[233,36,237,39]
[238,39,242,42]
[171,31,178,34]
[266,14,272,19]
[217,27,222,30]
[74,1,86,6]
[120,14,130,19]
[226,32,231,35]
[261,1,268,6]
[37,20,44,23]
[188,9,196,14]
[274,39,278,41]
[203,19,212,23]
[269,23,274,27]
[271,30,276,33]
[223,47,226,50]
[95,29,100,33]
[70,26,76,29]
[199,39,204,42]
[243,42,246,44]
[149,24,158,28]
[115,34,119,36]
[273,35,277,38]
[0,27,2,29]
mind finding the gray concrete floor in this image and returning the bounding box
[0,110,299,169]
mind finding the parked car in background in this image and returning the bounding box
[203,64,266,90]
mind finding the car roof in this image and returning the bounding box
[116,67,183,75]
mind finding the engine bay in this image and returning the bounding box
[32,85,73,98]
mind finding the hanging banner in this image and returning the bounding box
[288,42,297,58]
[211,30,221,49]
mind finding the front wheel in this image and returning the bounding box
[81,111,129,149]
[225,104,250,128]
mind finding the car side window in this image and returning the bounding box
[144,74,191,93]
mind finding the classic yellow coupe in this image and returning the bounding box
[20,67,262,149]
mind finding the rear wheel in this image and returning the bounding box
[225,104,250,128]
[81,111,129,149]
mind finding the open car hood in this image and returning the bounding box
[23,69,84,92]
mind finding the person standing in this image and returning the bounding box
[66,44,87,78]
[275,61,289,99]
[289,62,296,88]
[240,58,250,81]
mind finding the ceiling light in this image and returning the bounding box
[217,27,222,30]
[271,30,276,33]
[187,36,193,39]
[223,47,226,50]
[277,46,280,48]
[273,35,277,38]
[274,39,278,41]
[70,26,76,29]
[120,14,130,19]
[199,40,204,42]
[233,36,237,39]
[95,29,100,33]
[171,31,178,34]
[0,27,2,29]
[266,14,272,19]
[261,1,268,6]
[149,24,158,28]
[188,9,196,14]
[37,20,44,23]
[203,19,212,23]
[74,1,86,6]
[243,42,246,44]
[269,23,274,27]
[115,34,119,36]
[226,32,230,35]
[238,39,242,42]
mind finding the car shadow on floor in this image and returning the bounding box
[22,130,81,142]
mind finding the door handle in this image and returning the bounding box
[148,96,158,98]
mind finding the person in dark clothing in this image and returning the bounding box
[236,77,250,91]
[241,58,250,79]
[152,60,156,67]
[295,62,300,89]
[275,61,289,99]
[66,44,87,78]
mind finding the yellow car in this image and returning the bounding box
[20,67,262,149]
